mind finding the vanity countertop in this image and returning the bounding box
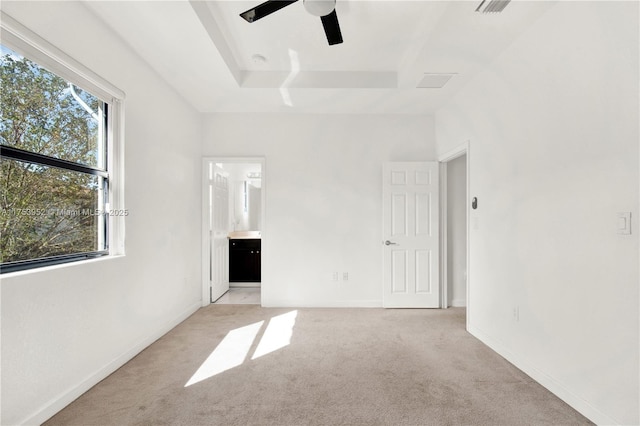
[228,231,261,239]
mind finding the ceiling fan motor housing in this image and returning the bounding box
[303,0,336,17]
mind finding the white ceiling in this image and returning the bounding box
[83,0,554,114]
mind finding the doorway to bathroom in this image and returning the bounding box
[202,157,265,306]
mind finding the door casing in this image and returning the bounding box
[201,157,266,306]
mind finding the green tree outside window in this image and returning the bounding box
[1,46,108,265]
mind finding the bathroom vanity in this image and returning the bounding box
[228,231,261,283]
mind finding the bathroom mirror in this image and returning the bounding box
[232,179,261,231]
[226,163,262,232]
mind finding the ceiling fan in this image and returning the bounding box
[239,0,343,46]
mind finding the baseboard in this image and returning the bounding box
[21,301,201,426]
[467,324,620,425]
[451,299,466,307]
[261,299,382,308]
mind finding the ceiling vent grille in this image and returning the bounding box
[475,0,511,13]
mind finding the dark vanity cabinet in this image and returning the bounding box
[229,239,261,282]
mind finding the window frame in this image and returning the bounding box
[0,11,125,274]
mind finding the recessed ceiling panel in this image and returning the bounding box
[208,0,437,72]
[80,0,556,114]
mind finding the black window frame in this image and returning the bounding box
[1,81,111,274]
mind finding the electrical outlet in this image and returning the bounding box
[512,306,519,322]
[343,272,349,281]
[332,272,339,281]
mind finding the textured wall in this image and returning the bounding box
[1,3,202,424]
[203,113,436,307]
[436,2,639,423]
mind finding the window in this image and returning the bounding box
[0,19,124,273]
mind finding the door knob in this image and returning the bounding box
[384,240,398,246]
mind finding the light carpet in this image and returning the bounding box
[45,305,591,425]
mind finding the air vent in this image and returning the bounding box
[475,0,511,13]
[416,73,455,89]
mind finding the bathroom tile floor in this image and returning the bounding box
[213,287,261,305]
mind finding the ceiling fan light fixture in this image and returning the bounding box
[240,0,343,45]
[303,0,336,17]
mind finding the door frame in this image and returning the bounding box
[438,142,470,328]
[201,156,266,307]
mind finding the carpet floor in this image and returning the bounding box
[45,305,591,425]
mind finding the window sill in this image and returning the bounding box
[1,254,126,279]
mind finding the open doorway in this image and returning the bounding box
[202,157,265,306]
[439,143,469,328]
[446,154,467,308]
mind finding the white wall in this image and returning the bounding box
[0,3,202,425]
[203,113,435,307]
[436,2,639,424]
[446,154,466,307]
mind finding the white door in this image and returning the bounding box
[210,164,229,302]
[383,162,439,308]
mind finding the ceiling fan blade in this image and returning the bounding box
[240,0,299,23]
[320,9,343,45]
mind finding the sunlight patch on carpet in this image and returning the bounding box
[185,310,298,387]
[185,320,264,387]
[252,310,298,360]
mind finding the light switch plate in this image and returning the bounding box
[617,212,631,235]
